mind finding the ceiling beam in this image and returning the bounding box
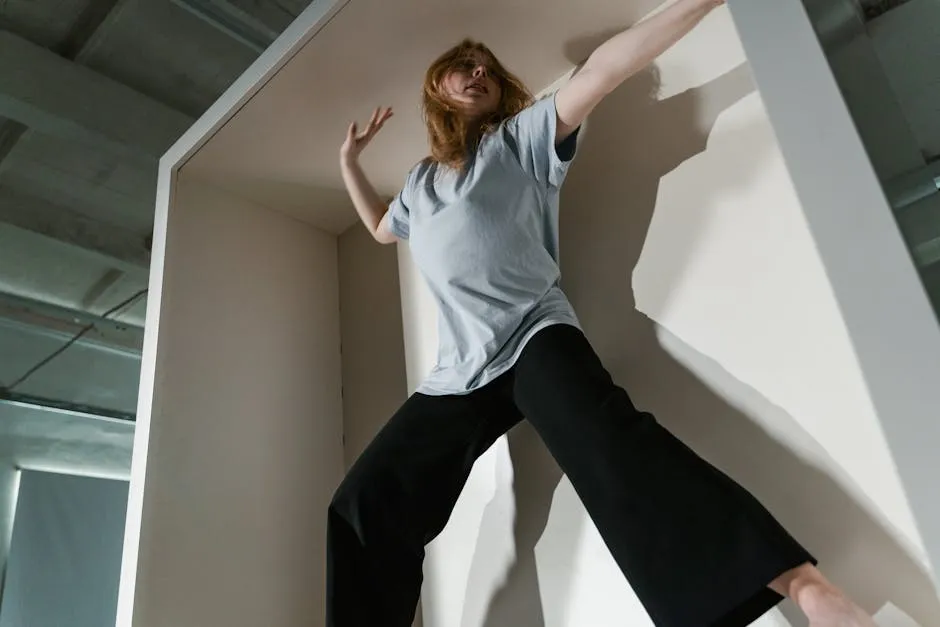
[58,0,130,61]
[169,0,279,54]
[211,0,298,34]
[859,0,914,20]
[0,0,131,170]
[81,269,127,310]
[0,186,151,273]
[0,120,27,164]
[0,31,194,158]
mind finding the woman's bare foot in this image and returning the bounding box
[799,583,877,627]
[770,564,876,627]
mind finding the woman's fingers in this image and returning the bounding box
[371,107,393,125]
[347,107,393,150]
[367,107,382,131]
[364,108,390,139]
[373,109,392,133]
[378,108,391,125]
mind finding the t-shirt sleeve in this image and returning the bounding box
[385,168,414,240]
[503,92,581,189]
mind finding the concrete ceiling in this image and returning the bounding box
[184,0,665,234]
[0,403,134,481]
[0,0,305,326]
[0,0,310,477]
[0,310,141,417]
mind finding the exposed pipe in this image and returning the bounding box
[0,290,143,357]
[0,390,135,423]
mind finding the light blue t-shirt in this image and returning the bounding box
[387,94,581,395]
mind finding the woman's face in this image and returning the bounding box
[440,54,502,120]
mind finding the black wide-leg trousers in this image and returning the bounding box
[327,324,814,626]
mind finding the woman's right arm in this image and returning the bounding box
[340,107,398,245]
[340,156,398,244]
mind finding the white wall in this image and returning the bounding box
[123,178,344,627]
[630,6,924,558]
[337,223,408,464]
[336,223,421,626]
[397,7,940,627]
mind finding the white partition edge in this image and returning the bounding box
[115,2,350,625]
[728,0,940,583]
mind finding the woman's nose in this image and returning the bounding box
[472,64,487,78]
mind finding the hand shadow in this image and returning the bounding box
[460,47,940,627]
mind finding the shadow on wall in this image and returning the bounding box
[458,39,940,627]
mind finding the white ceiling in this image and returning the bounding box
[184,0,664,234]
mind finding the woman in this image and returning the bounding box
[332,0,876,625]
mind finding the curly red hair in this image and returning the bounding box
[422,40,533,171]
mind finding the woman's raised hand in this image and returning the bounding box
[340,107,394,163]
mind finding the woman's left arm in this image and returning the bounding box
[555,0,725,143]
